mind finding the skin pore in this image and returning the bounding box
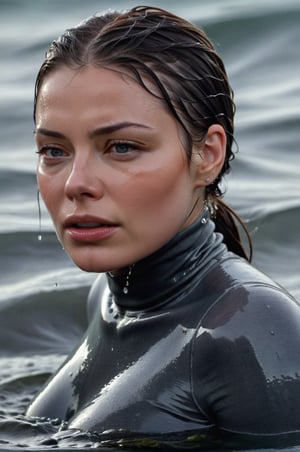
[35,65,226,273]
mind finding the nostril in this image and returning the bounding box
[65,186,103,201]
[64,175,104,201]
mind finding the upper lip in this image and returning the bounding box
[63,215,118,228]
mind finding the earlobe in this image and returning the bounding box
[192,124,226,187]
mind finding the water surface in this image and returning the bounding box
[0,0,299,449]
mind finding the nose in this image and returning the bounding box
[64,155,104,201]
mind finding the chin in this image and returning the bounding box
[71,259,109,273]
[67,246,140,274]
[68,253,121,274]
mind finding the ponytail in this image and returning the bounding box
[213,199,253,262]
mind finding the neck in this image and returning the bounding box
[106,209,226,311]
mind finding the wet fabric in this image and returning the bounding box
[26,210,300,437]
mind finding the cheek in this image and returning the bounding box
[37,171,62,217]
[120,163,192,217]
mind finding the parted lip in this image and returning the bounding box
[63,215,118,228]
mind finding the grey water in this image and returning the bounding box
[0,0,300,449]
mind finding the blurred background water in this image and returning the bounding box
[0,0,299,449]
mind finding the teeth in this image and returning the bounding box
[75,223,102,228]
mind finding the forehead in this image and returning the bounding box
[35,64,192,153]
[36,65,167,122]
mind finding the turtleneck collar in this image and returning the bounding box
[106,209,226,312]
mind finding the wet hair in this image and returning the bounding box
[34,5,252,261]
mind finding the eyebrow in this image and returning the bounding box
[35,122,153,139]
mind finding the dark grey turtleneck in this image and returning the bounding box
[27,211,300,447]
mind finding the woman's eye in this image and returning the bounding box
[111,142,132,154]
[37,146,66,158]
[107,141,143,160]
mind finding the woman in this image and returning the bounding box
[27,5,300,445]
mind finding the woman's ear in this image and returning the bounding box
[191,124,226,188]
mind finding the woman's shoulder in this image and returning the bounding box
[200,252,300,336]
[192,255,300,435]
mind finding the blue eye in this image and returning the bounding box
[113,142,131,154]
[37,146,66,157]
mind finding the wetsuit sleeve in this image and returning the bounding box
[192,283,300,435]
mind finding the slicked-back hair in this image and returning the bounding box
[34,6,252,260]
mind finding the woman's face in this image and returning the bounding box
[35,65,204,272]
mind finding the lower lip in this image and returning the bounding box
[66,225,118,242]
